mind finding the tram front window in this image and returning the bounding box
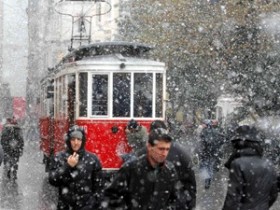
[156,73,163,117]
[92,75,108,116]
[79,73,88,117]
[134,73,152,117]
[113,73,131,117]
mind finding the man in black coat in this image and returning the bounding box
[222,125,278,210]
[148,120,197,209]
[102,128,181,210]
[1,118,24,181]
[49,125,102,210]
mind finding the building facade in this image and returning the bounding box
[0,1,26,123]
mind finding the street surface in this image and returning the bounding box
[0,139,279,210]
[0,140,57,210]
[195,155,280,210]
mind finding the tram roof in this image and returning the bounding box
[62,41,153,63]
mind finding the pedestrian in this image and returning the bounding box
[122,119,148,162]
[198,119,224,189]
[102,128,181,210]
[222,125,278,210]
[211,119,225,170]
[148,120,197,210]
[49,125,102,210]
[1,118,24,181]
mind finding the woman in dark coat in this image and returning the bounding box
[222,125,278,210]
[49,125,102,210]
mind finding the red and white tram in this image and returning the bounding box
[39,42,167,173]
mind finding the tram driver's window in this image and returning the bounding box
[113,73,131,117]
[92,74,108,116]
[134,73,153,117]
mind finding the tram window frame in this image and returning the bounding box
[62,76,67,117]
[91,74,109,117]
[55,77,62,118]
[54,75,68,118]
[67,74,76,124]
[113,73,131,117]
[54,79,57,117]
[79,73,88,117]
[156,73,163,118]
[40,83,47,116]
[133,73,153,118]
[44,82,54,117]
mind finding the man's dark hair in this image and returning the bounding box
[148,128,172,146]
[150,120,167,131]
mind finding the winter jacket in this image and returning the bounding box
[222,148,278,210]
[103,155,180,210]
[1,123,24,158]
[49,148,102,209]
[135,142,197,209]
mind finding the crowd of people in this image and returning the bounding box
[47,118,279,210]
[0,116,279,210]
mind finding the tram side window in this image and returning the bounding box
[62,76,67,117]
[92,75,108,116]
[56,77,64,117]
[113,73,131,117]
[79,73,88,117]
[156,73,163,117]
[40,84,47,116]
[46,81,54,116]
[68,74,76,125]
[134,73,153,118]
